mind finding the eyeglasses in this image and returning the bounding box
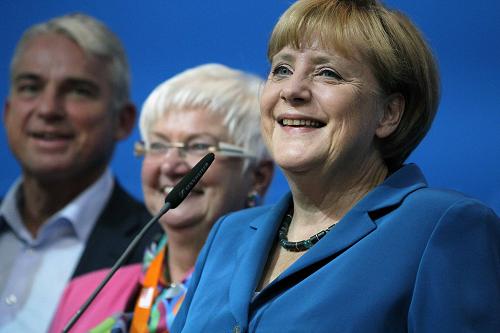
[134,135,256,160]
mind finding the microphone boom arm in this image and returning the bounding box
[61,153,215,333]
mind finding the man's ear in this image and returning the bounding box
[4,100,11,124]
[251,159,274,197]
[375,93,405,139]
[114,102,136,140]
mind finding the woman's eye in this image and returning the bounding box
[318,68,343,80]
[271,65,292,77]
[149,142,168,153]
[187,143,212,151]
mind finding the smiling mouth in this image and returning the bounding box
[162,186,203,195]
[31,132,73,140]
[162,186,174,195]
[279,118,325,128]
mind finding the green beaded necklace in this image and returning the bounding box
[278,210,337,252]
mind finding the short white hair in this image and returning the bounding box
[10,13,130,112]
[139,63,270,166]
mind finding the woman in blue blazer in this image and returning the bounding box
[172,0,500,332]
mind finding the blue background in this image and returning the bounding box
[1,0,499,213]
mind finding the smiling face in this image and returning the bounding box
[141,108,255,234]
[261,44,393,182]
[4,33,123,183]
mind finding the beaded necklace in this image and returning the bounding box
[278,210,337,252]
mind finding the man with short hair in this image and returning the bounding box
[0,13,159,332]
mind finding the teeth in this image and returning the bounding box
[34,133,68,139]
[282,118,322,128]
[163,186,174,194]
[36,133,54,139]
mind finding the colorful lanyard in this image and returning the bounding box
[130,246,166,333]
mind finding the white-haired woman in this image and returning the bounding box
[129,63,273,332]
[53,63,274,333]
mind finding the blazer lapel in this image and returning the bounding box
[72,182,156,277]
[267,207,376,290]
[262,164,428,293]
[228,194,292,327]
[228,164,428,325]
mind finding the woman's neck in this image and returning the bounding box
[286,154,388,230]
[164,227,209,283]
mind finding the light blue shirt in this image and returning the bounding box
[0,169,113,333]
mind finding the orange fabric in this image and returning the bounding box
[130,247,165,333]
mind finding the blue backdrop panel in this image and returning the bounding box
[1,0,499,213]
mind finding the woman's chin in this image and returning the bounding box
[274,152,322,174]
[158,207,203,231]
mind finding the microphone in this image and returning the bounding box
[165,151,214,208]
[62,152,215,333]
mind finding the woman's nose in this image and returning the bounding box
[279,74,312,105]
[159,148,191,178]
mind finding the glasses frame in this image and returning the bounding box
[134,139,256,159]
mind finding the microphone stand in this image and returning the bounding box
[61,203,171,333]
[61,152,215,333]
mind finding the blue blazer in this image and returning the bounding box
[172,164,500,333]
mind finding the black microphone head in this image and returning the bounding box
[164,152,215,208]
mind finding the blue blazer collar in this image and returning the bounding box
[354,163,427,212]
[229,193,291,326]
[229,164,427,326]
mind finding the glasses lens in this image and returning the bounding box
[185,136,218,156]
[148,142,170,155]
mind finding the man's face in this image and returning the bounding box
[4,33,121,182]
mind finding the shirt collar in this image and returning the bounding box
[0,168,114,242]
[0,178,26,239]
[55,168,114,240]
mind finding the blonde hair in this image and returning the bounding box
[268,0,440,170]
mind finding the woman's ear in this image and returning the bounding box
[251,159,274,197]
[375,93,405,139]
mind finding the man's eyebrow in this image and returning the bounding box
[13,73,41,83]
[13,74,99,86]
[65,77,100,88]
